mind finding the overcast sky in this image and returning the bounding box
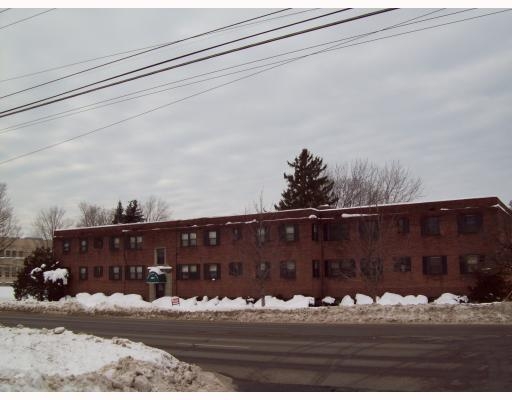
[1,7,511,235]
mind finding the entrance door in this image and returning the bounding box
[155,283,166,299]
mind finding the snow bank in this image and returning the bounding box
[322,296,336,305]
[73,292,152,310]
[0,286,14,300]
[340,295,355,306]
[377,292,428,306]
[433,293,469,305]
[355,293,373,305]
[0,326,230,391]
[254,295,314,309]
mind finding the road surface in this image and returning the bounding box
[1,312,511,391]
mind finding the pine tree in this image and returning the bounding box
[124,200,145,223]
[112,201,124,224]
[275,149,338,210]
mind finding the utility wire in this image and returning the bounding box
[1,8,452,136]
[0,8,319,84]
[0,9,55,32]
[2,8,504,166]
[0,8,397,118]
[0,8,350,107]
[0,9,11,15]
[0,8,291,99]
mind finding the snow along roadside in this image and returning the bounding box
[0,299,511,324]
[0,325,232,392]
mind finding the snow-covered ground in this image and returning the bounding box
[1,286,510,324]
[0,324,231,391]
[1,286,510,391]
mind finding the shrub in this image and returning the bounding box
[468,270,509,303]
[12,247,70,301]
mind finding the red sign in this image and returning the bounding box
[171,297,180,306]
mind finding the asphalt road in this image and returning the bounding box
[1,311,512,391]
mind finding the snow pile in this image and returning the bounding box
[322,296,336,305]
[433,293,469,305]
[377,292,428,306]
[72,292,152,310]
[254,295,314,309]
[355,293,373,305]
[0,325,230,391]
[340,295,355,306]
[0,286,14,300]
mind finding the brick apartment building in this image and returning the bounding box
[53,197,511,301]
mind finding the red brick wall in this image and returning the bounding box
[53,197,511,301]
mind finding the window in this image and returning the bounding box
[93,266,103,278]
[359,220,379,240]
[312,224,319,241]
[79,239,88,253]
[181,232,197,247]
[393,257,412,272]
[109,266,122,280]
[458,214,482,234]
[177,264,199,280]
[256,262,271,280]
[79,266,88,280]
[397,217,410,234]
[93,237,103,249]
[63,240,71,254]
[5,250,10,257]
[325,259,356,278]
[229,262,243,277]
[205,230,219,246]
[280,224,298,242]
[127,265,144,280]
[280,260,296,279]
[155,248,166,265]
[422,216,440,236]
[18,251,23,258]
[204,263,220,280]
[232,227,242,240]
[423,256,447,275]
[360,258,383,279]
[256,226,269,244]
[312,260,320,278]
[460,254,485,274]
[110,237,120,250]
[324,223,350,241]
[12,251,16,257]
[128,235,143,250]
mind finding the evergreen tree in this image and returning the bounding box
[12,247,69,301]
[275,149,338,210]
[112,201,124,224]
[124,200,145,223]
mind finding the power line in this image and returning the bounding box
[0,8,397,118]
[0,8,292,99]
[0,8,319,84]
[2,8,504,166]
[1,8,452,136]
[0,9,11,15]
[0,9,55,32]
[0,8,350,107]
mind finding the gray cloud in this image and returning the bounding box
[0,8,511,233]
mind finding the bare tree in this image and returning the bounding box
[32,206,71,246]
[77,202,112,227]
[0,183,21,253]
[142,196,171,222]
[330,159,423,208]
[241,192,271,307]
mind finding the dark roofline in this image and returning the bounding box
[53,196,509,237]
